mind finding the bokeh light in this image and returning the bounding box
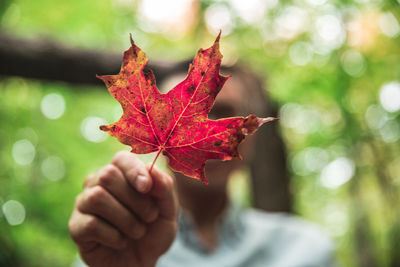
[12,139,36,165]
[340,50,366,77]
[205,4,234,36]
[41,156,66,181]
[228,0,270,25]
[80,116,109,143]
[280,103,321,134]
[312,13,346,54]
[379,82,400,113]
[378,12,400,38]
[292,147,329,176]
[40,93,66,120]
[289,42,313,66]
[138,0,197,36]
[112,105,124,121]
[379,120,400,143]
[2,200,26,226]
[365,104,388,130]
[275,6,308,40]
[305,0,328,6]
[320,157,355,189]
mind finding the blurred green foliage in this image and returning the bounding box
[1,0,400,266]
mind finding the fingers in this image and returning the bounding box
[77,185,146,240]
[79,151,177,238]
[148,166,178,220]
[85,164,159,223]
[69,210,127,251]
[112,151,153,194]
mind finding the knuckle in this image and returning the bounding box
[86,186,106,207]
[102,164,119,177]
[141,200,159,222]
[131,222,146,239]
[125,168,138,180]
[97,174,114,188]
[83,216,99,236]
[121,215,146,239]
[83,173,95,188]
[75,194,89,212]
[112,151,131,164]
[109,231,122,245]
[98,165,119,186]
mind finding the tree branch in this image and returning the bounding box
[0,31,189,86]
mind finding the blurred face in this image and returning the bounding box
[173,77,256,190]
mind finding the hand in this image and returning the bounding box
[68,151,178,267]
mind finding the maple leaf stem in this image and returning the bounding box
[149,148,162,174]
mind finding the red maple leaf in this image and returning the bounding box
[98,34,277,184]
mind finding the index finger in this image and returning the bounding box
[147,166,178,220]
[112,151,153,194]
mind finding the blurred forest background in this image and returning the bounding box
[1,0,400,266]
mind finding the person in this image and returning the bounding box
[68,68,336,267]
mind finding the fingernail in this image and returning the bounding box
[135,175,148,193]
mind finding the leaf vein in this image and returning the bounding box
[162,66,210,147]
[121,94,146,115]
[189,145,226,155]
[120,132,158,147]
[137,73,161,145]
[190,95,209,106]
[164,150,196,171]
[165,129,230,149]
